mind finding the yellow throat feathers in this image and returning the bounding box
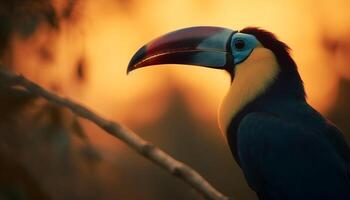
[218,48,280,135]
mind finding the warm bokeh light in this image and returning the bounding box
[2,0,350,199]
[7,0,349,123]
[89,0,344,118]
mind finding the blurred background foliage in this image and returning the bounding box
[0,0,349,199]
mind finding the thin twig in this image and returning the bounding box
[0,69,230,200]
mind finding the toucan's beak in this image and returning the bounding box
[127,26,237,74]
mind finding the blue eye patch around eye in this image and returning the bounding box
[231,33,259,65]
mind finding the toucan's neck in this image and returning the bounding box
[218,48,305,134]
[223,70,305,165]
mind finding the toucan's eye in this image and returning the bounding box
[234,39,245,50]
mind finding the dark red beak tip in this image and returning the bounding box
[127,45,147,74]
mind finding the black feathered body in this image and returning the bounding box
[226,28,350,200]
[227,91,350,200]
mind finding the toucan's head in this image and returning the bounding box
[128,26,305,132]
[128,26,296,77]
[128,26,258,75]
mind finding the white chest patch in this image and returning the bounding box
[218,48,280,136]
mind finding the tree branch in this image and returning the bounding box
[0,69,230,200]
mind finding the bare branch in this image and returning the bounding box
[0,69,230,200]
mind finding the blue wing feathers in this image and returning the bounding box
[237,112,350,200]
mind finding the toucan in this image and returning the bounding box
[127,26,350,200]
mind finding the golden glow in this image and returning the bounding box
[6,0,349,126]
[2,2,348,199]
